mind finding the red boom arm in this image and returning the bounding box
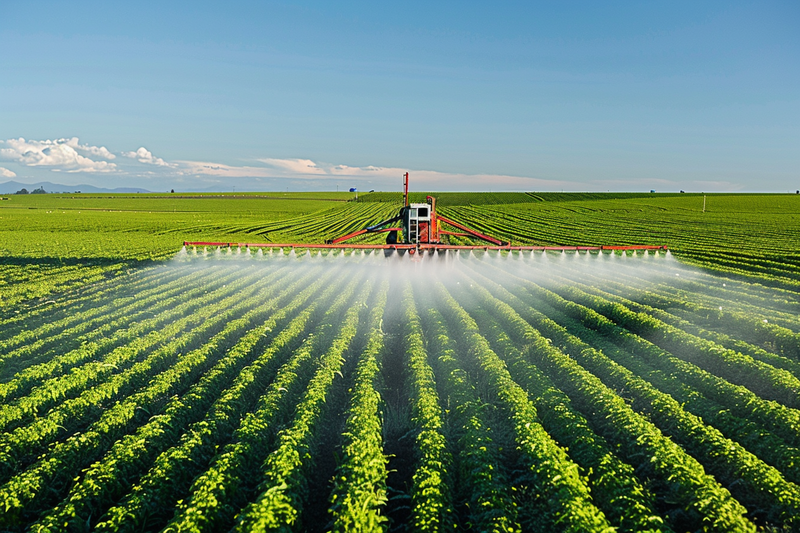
[435,215,506,246]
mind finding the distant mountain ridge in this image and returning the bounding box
[0,181,150,194]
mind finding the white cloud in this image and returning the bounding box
[180,157,575,190]
[0,138,117,173]
[178,161,280,178]
[258,158,327,175]
[62,137,116,160]
[122,147,174,167]
[255,158,572,189]
[0,167,16,178]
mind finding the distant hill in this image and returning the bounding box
[0,181,150,194]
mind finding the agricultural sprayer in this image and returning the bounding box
[184,173,667,255]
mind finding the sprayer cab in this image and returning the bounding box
[401,197,439,244]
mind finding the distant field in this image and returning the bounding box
[442,194,800,285]
[0,193,343,260]
[0,192,350,214]
[1,191,798,280]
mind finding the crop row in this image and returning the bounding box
[0,262,181,345]
[230,281,375,531]
[466,258,800,528]
[400,287,452,531]
[432,282,614,532]
[0,266,329,526]
[458,271,755,531]
[0,266,263,402]
[93,274,345,532]
[0,265,299,475]
[31,269,339,532]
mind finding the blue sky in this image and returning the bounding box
[1,1,797,192]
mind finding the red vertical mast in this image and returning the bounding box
[403,172,409,206]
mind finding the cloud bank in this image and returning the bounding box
[0,136,752,192]
[0,138,117,173]
[181,158,573,191]
[1,137,577,191]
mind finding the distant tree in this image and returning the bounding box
[31,187,47,194]
[14,188,29,194]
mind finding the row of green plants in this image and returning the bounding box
[31,270,339,532]
[511,259,800,486]
[580,261,800,332]
[0,268,325,526]
[0,267,270,429]
[555,284,800,407]
[467,305,669,532]
[459,273,756,532]
[580,328,800,488]
[400,287,452,531]
[231,282,375,531]
[538,258,800,381]
[3,248,800,529]
[0,262,125,309]
[0,266,256,406]
[327,282,390,531]
[0,266,300,474]
[433,282,614,533]
[248,202,397,245]
[0,261,188,349]
[469,261,800,529]
[489,263,800,450]
[634,291,800,359]
[93,274,343,532]
[498,282,800,528]
[442,201,800,286]
[422,303,522,532]
[566,274,800,384]
[162,277,364,533]
[558,263,800,367]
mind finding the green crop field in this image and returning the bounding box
[1,192,800,532]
